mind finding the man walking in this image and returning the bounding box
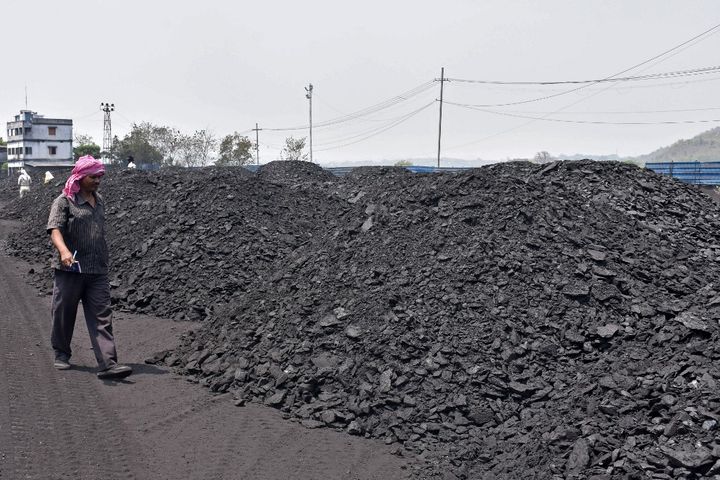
[46,155,132,380]
[18,168,32,197]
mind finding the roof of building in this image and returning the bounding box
[31,118,73,125]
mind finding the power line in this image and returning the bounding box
[315,101,436,147]
[316,101,435,151]
[316,95,424,123]
[577,74,720,92]
[445,100,720,125]
[315,102,434,147]
[113,111,136,127]
[263,80,435,131]
[445,22,720,151]
[456,22,720,108]
[446,65,720,85]
[499,106,720,116]
[315,81,435,127]
[438,73,720,96]
[70,110,104,120]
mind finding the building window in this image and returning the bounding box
[49,146,57,155]
[48,127,57,136]
[25,128,30,135]
[25,147,32,155]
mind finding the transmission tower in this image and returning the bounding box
[100,102,114,163]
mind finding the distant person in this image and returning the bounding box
[126,156,136,169]
[18,168,32,197]
[46,155,132,380]
[44,171,55,184]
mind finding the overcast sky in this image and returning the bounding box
[2,1,719,166]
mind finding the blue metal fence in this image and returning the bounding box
[645,162,720,186]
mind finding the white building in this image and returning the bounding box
[6,110,74,172]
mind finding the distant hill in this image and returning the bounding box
[634,127,720,164]
[321,127,720,168]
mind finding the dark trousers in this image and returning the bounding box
[51,269,117,370]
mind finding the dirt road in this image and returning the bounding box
[0,218,408,480]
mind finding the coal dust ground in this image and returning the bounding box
[2,160,720,479]
[0,215,407,480]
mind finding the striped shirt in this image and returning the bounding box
[46,193,109,274]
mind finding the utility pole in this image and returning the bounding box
[305,83,313,162]
[252,123,262,165]
[100,102,114,164]
[437,67,445,169]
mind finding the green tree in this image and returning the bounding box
[111,122,219,167]
[149,125,184,166]
[217,132,253,166]
[74,143,102,160]
[394,160,413,167]
[182,129,217,167]
[0,137,6,146]
[112,124,163,166]
[280,136,308,161]
[533,151,553,164]
[74,133,95,146]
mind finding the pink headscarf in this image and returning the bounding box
[62,155,105,200]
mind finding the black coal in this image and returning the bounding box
[3,160,720,480]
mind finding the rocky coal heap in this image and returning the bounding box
[4,160,720,480]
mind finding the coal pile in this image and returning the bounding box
[3,164,342,321]
[4,160,720,479]
[257,159,337,186]
[168,161,720,480]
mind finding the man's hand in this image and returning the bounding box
[50,229,73,268]
[60,250,74,267]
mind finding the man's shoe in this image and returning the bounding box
[97,364,133,380]
[53,358,71,370]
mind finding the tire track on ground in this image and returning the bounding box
[1,216,409,480]
[0,219,141,480]
[139,392,227,434]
